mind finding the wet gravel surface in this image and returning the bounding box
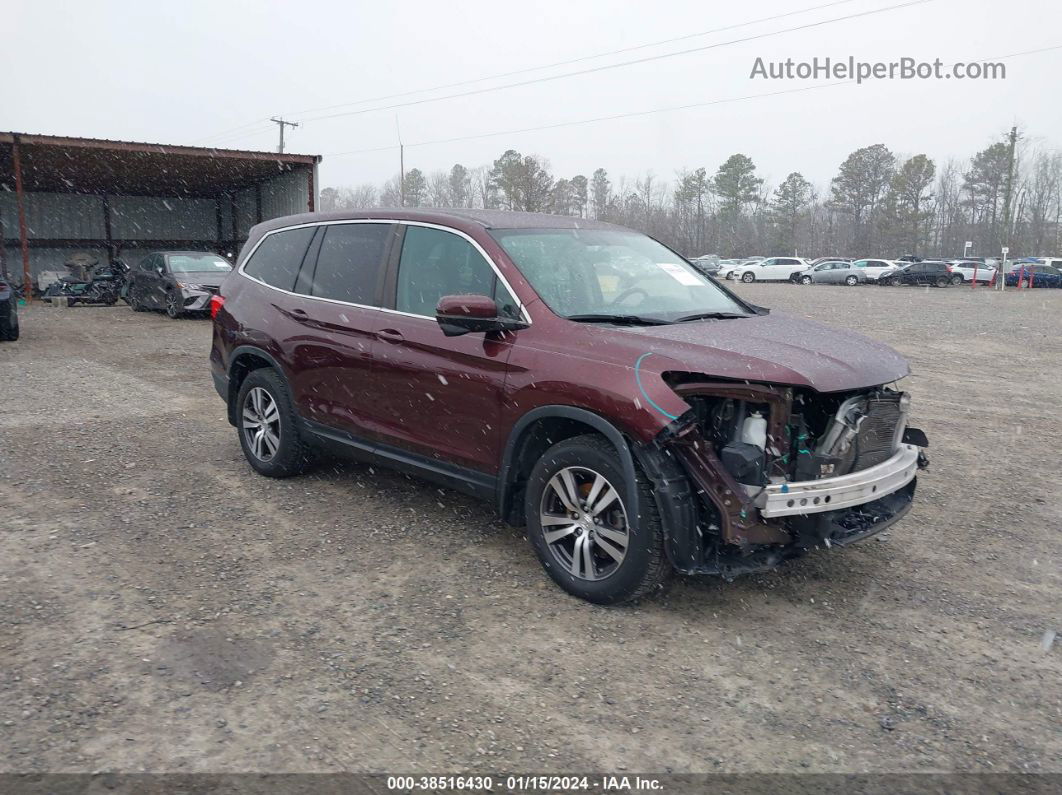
[0,284,1059,774]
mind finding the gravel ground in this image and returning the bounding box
[0,283,1059,775]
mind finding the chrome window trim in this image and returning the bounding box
[236,218,531,325]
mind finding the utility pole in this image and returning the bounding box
[270,117,299,154]
[396,116,405,208]
[999,125,1019,288]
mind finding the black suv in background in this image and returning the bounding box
[879,260,951,287]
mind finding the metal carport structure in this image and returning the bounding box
[0,132,321,292]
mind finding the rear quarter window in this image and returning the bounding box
[243,227,316,291]
[309,223,391,305]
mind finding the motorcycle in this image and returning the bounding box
[42,253,128,306]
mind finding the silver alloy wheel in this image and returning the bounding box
[845,275,858,285]
[166,292,180,318]
[242,387,281,461]
[539,466,629,581]
[741,272,755,283]
[801,275,813,285]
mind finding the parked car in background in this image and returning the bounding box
[808,257,852,267]
[729,256,810,283]
[210,208,928,604]
[1020,256,1062,271]
[895,255,922,263]
[127,251,233,318]
[0,274,20,341]
[878,260,951,287]
[797,260,865,285]
[943,260,996,285]
[850,258,898,282]
[689,256,722,277]
[1003,262,1062,288]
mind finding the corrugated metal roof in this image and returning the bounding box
[0,131,320,164]
[1,131,320,197]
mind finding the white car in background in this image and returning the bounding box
[850,258,899,283]
[944,259,997,285]
[729,256,810,283]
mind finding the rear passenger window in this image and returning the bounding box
[396,226,519,319]
[243,227,315,291]
[310,223,390,305]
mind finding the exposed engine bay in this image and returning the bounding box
[650,378,930,577]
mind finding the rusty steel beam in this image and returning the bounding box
[11,137,31,297]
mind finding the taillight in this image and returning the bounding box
[210,294,225,319]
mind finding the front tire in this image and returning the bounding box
[0,315,18,341]
[236,369,314,478]
[844,275,859,286]
[165,291,182,318]
[129,290,146,311]
[800,275,813,285]
[950,274,963,285]
[741,272,755,283]
[934,275,950,288]
[524,435,669,605]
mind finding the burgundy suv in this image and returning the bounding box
[210,209,929,604]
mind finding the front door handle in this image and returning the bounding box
[291,307,308,317]
[377,328,404,343]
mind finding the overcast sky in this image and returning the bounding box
[4,0,1061,192]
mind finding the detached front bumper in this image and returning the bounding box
[757,444,920,518]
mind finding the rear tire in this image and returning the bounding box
[236,369,315,478]
[844,275,859,286]
[524,434,670,605]
[934,275,950,288]
[950,274,963,285]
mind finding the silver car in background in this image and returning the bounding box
[797,260,866,286]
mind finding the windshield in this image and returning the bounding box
[166,253,232,274]
[490,228,748,321]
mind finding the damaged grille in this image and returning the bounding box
[797,389,906,479]
[854,394,903,470]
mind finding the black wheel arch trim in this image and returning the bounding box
[224,345,287,426]
[497,405,641,533]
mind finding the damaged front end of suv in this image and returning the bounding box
[639,378,930,578]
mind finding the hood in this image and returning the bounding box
[178,271,230,287]
[584,311,909,393]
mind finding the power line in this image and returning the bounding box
[327,82,856,157]
[193,0,866,145]
[294,0,930,125]
[281,0,864,118]
[191,118,272,145]
[324,42,1062,159]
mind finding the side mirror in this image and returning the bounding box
[435,294,525,337]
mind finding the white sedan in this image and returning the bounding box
[729,256,810,283]
[850,258,900,282]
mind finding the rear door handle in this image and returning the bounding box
[291,307,308,317]
[377,328,404,343]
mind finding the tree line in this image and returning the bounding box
[319,128,1061,259]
